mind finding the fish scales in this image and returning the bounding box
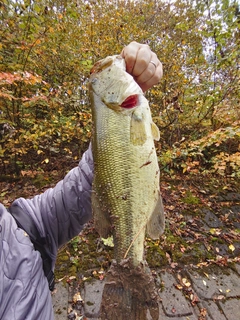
[94,111,134,258]
[90,55,164,267]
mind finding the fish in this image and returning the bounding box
[89,55,165,319]
[89,55,164,265]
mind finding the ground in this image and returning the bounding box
[1,169,239,319]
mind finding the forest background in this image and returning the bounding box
[0,0,239,183]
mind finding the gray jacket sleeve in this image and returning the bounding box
[11,145,94,266]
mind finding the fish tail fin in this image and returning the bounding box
[99,260,159,320]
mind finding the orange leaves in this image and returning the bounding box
[0,0,238,178]
[182,160,200,174]
[0,71,43,86]
[0,72,45,107]
[0,72,21,85]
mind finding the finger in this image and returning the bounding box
[120,42,137,74]
[121,42,151,75]
[121,42,163,92]
[130,45,152,77]
[135,53,158,83]
[136,57,163,92]
[139,65,163,92]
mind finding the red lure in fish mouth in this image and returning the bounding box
[121,95,139,109]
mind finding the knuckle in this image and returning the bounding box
[152,52,158,60]
[153,72,161,83]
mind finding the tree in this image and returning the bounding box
[0,0,239,177]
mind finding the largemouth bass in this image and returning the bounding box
[90,55,164,266]
[89,55,165,320]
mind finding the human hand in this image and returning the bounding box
[121,41,163,92]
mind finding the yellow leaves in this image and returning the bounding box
[101,236,114,247]
[176,274,191,288]
[175,274,200,306]
[229,152,240,167]
[209,228,221,236]
[228,244,235,252]
[63,147,72,155]
[72,292,83,304]
[182,277,191,287]
[175,283,183,290]
[214,151,240,176]
[42,158,49,164]
[51,48,58,55]
[0,89,15,101]
[164,121,240,177]
[0,145,4,157]
[171,65,180,71]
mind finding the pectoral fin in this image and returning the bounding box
[92,189,112,238]
[130,111,147,145]
[151,122,160,141]
[147,195,165,239]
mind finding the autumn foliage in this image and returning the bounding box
[0,0,239,177]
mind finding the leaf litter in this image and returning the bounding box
[1,171,239,318]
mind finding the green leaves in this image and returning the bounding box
[0,0,239,175]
